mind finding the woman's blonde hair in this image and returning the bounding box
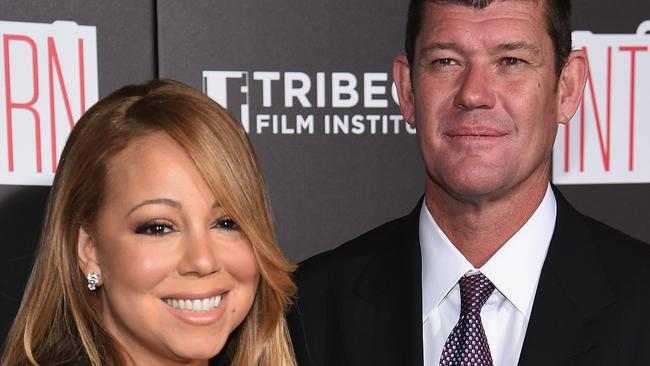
[1,79,297,366]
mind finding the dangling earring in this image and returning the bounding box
[86,272,101,291]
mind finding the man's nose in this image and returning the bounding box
[453,64,496,110]
[177,231,220,277]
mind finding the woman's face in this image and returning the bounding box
[78,132,259,365]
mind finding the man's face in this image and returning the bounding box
[396,1,570,201]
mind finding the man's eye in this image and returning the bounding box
[501,57,525,66]
[433,58,457,66]
[135,222,173,236]
[215,217,240,231]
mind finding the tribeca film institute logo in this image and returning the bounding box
[0,20,98,186]
[203,70,415,136]
[553,22,650,184]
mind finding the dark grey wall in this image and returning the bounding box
[157,0,424,262]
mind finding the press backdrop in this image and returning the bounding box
[1,0,649,340]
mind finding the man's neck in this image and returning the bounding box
[424,175,549,268]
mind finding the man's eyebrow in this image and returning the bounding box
[419,42,460,57]
[495,41,541,54]
[127,198,181,216]
[418,41,541,56]
[418,42,459,57]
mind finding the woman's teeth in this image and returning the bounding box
[164,295,222,312]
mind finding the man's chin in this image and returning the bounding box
[432,175,513,203]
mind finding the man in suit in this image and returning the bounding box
[288,0,650,365]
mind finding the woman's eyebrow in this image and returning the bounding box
[127,198,181,216]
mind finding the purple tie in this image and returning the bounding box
[439,273,495,366]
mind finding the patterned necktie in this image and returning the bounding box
[439,273,495,366]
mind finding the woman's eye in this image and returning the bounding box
[135,222,173,236]
[215,217,240,231]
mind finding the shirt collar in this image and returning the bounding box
[420,184,556,322]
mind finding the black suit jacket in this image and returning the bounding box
[288,190,650,365]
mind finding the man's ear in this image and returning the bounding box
[393,53,416,125]
[77,226,100,277]
[556,48,588,124]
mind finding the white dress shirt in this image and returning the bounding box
[421,185,556,366]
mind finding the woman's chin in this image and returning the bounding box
[165,336,229,363]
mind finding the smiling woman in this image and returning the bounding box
[0,80,297,366]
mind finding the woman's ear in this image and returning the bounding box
[77,226,101,281]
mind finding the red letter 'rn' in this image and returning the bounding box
[3,34,41,173]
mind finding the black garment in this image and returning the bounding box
[288,189,650,366]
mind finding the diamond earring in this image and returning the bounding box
[86,272,100,291]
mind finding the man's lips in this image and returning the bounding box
[444,126,508,138]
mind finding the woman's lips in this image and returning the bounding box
[163,294,222,312]
[160,291,229,325]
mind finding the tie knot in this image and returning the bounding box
[459,273,495,315]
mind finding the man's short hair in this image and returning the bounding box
[404,0,572,76]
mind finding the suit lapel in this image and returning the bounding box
[341,202,424,365]
[326,190,617,365]
[518,189,616,366]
